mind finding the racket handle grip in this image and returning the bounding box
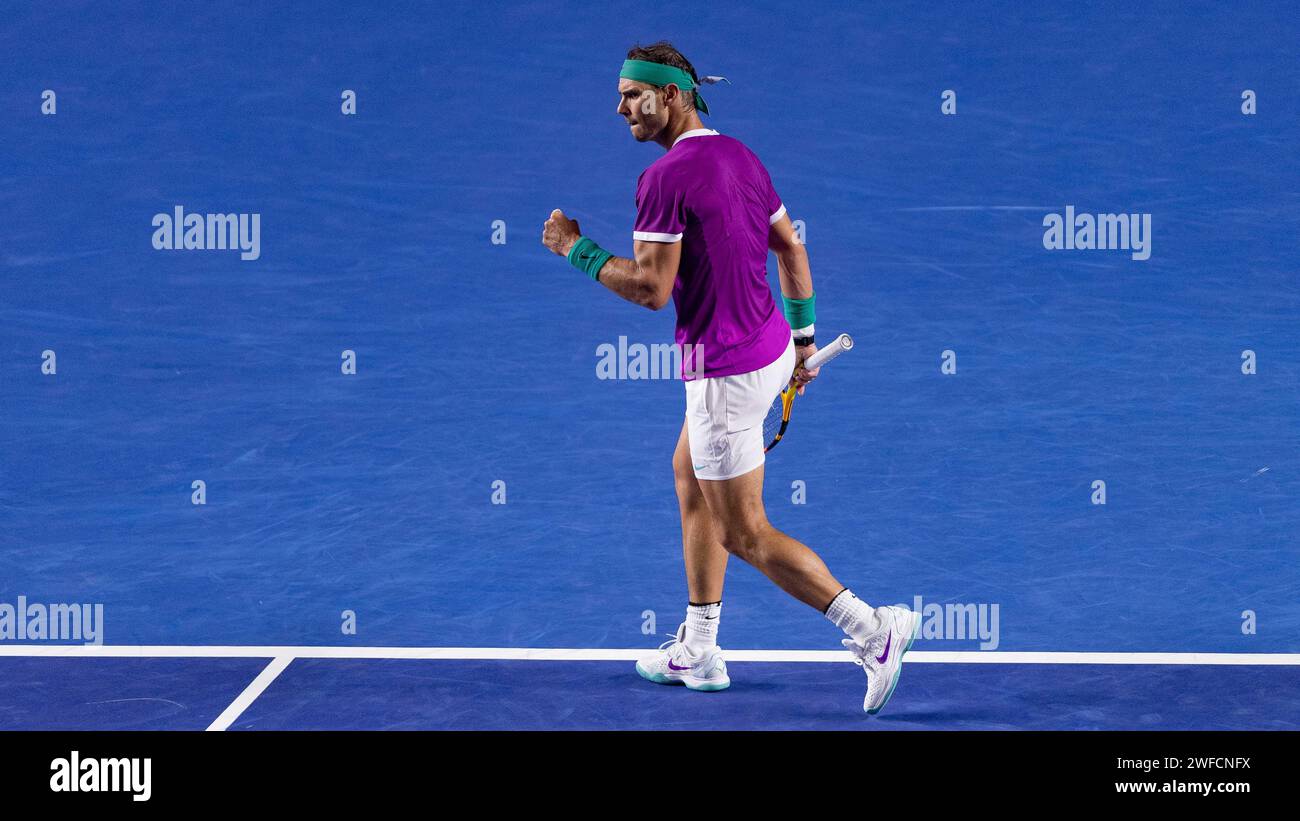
[802,333,853,370]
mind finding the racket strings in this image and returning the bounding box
[762,384,792,446]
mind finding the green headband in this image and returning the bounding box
[620,58,711,115]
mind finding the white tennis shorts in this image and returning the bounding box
[684,338,797,481]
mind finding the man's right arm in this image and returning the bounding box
[542,209,679,310]
[593,239,680,310]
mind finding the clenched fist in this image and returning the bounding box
[542,209,581,257]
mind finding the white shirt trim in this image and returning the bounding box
[633,230,683,243]
[769,203,787,225]
[672,128,720,147]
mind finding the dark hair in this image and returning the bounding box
[626,41,700,110]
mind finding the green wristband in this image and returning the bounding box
[782,292,816,328]
[567,236,613,281]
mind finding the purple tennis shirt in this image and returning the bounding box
[633,129,791,380]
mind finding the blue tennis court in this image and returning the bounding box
[2,0,1297,731]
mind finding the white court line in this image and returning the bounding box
[206,656,293,732]
[1,645,1298,665]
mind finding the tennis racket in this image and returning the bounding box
[762,333,854,453]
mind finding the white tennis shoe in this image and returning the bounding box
[842,605,921,714]
[635,623,730,692]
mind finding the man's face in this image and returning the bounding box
[617,78,669,142]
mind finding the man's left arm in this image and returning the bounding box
[769,212,820,393]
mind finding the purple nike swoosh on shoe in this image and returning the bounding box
[668,660,692,671]
[875,632,892,664]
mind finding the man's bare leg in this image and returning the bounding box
[672,420,728,604]
[665,419,731,660]
[632,421,733,689]
[695,461,923,713]
[695,463,844,610]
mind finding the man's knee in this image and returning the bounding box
[717,519,769,561]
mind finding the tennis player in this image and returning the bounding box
[542,42,919,714]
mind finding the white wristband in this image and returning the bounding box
[791,324,815,339]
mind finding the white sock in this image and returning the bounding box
[683,601,721,655]
[825,589,882,644]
